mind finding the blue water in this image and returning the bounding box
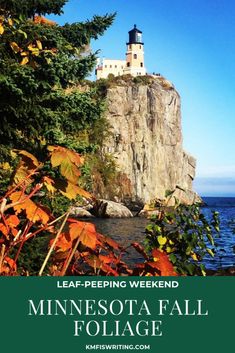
[93,197,235,270]
[201,197,235,269]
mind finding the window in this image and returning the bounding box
[110,65,112,68]
[127,62,130,67]
[134,54,137,59]
[105,65,107,68]
[115,65,117,68]
[129,45,132,49]
[140,62,143,67]
[137,33,142,42]
[139,45,142,49]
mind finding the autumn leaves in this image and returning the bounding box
[0,146,177,276]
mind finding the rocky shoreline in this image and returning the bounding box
[70,199,134,219]
[206,267,235,276]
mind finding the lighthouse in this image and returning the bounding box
[124,24,146,76]
[96,24,147,79]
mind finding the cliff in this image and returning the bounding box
[101,76,200,206]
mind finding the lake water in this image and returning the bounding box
[201,197,235,269]
[93,197,235,270]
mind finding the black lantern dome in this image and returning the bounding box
[127,24,143,45]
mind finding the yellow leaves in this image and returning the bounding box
[0,24,4,35]
[191,252,199,261]
[36,40,42,50]
[157,235,167,245]
[60,182,91,200]
[0,15,13,35]
[166,246,173,253]
[0,17,4,35]
[0,162,11,171]
[11,147,91,201]
[47,146,90,200]
[27,43,40,56]
[17,150,39,168]
[206,248,215,258]
[49,146,83,170]
[20,57,29,65]
[60,160,81,184]
[10,42,21,53]
[8,18,13,26]
[9,37,44,66]
[43,176,56,194]
[12,150,40,185]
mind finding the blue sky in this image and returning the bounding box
[50,0,235,196]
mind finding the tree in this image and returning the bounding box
[0,1,67,18]
[0,0,115,187]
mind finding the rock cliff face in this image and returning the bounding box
[102,76,200,206]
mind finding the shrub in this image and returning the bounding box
[144,191,220,276]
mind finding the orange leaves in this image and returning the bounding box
[0,146,180,277]
[152,249,178,276]
[9,191,49,225]
[0,257,17,275]
[131,246,178,276]
[0,146,93,276]
[69,220,98,249]
[131,242,148,260]
[33,16,56,26]
[54,220,99,252]
[0,215,20,238]
[11,146,91,201]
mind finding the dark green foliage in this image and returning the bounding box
[0,0,67,18]
[133,75,152,85]
[61,14,116,47]
[10,234,52,275]
[145,202,220,276]
[0,1,115,188]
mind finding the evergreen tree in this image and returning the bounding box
[0,0,115,164]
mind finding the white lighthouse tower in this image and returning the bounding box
[124,24,146,76]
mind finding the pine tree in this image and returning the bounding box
[0,0,115,165]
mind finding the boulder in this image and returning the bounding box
[70,206,95,218]
[94,200,133,218]
[138,209,160,218]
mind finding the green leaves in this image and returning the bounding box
[145,202,220,276]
